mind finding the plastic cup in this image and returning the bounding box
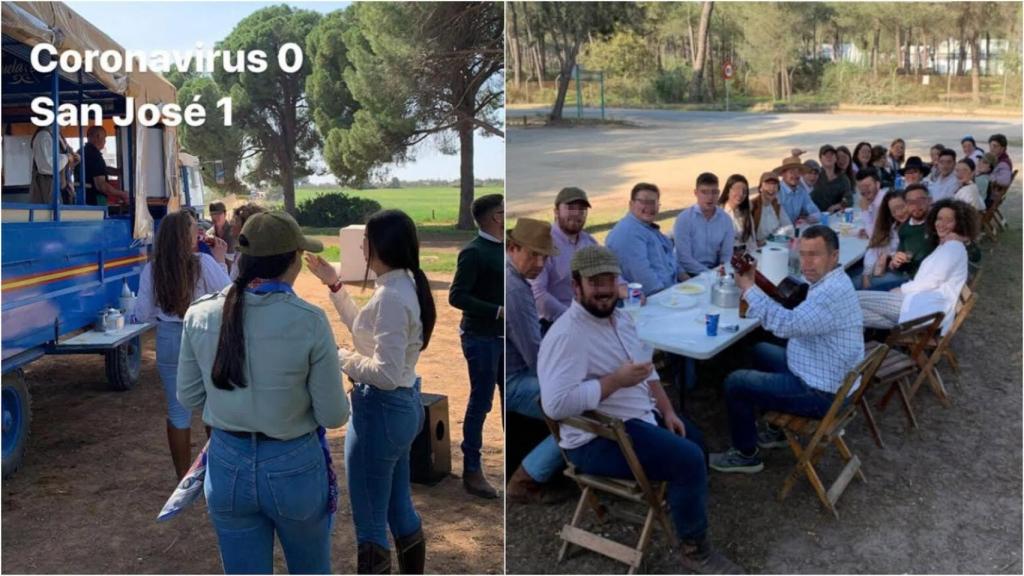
[705,313,720,336]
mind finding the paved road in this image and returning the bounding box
[507,106,1022,219]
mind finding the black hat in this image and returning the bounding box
[818,144,837,157]
[899,156,930,177]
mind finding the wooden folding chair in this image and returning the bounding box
[912,285,978,393]
[982,169,1017,240]
[762,344,888,519]
[543,412,677,574]
[867,312,945,435]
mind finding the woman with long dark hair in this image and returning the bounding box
[852,141,873,176]
[177,211,349,574]
[836,145,855,188]
[718,174,754,247]
[306,209,437,574]
[858,190,908,290]
[136,210,230,479]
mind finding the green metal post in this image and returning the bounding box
[600,72,605,120]
[575,67,582,120]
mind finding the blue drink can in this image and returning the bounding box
[895,175,905,190]
[627,283,643,306]
[844,208,854,223]
[705,313,720,336]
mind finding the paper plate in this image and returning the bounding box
[674,284,705,295]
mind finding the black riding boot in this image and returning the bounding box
[395,528,426,574]
[357,542,391,574]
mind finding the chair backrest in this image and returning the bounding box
[885,311,945,362]
[942,286,978,346]
[822,344,890,434]
[967,265,983,292]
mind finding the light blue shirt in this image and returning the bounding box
[606,211,677,295]
[779,180,822,224]
[672,205,735,276]
[743,266,864,394]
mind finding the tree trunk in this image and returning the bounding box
[550,58,575,122]
[538,34,548,78]
[969,31,981,104]
[833,30,841,62]
[456,114,475,230]
[985,31,990,76]
[707,34,717,101]
[904,26,912,72]
[689,1,714,103]
[509,3,521,90]
[687,6,697,66]
[957,24,966,76]
[872,26,880,74]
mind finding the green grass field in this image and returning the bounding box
[317,245,456,274]
[295,185,504,225]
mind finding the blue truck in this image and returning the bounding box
[2,2,194,477]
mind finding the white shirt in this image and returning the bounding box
[330,269,423,390]
[538,301,659,450]
[898,240,968,335]
[753,194,793,242]
[860,188,888,237]
[137,252,232,323]
[926,171,959,201]
[862,230,900,278]
[954,182,985,211]
[31,130,69,176]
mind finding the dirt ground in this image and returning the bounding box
[1,262,504,573]
[506,189,1022,574]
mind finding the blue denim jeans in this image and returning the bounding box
[505,369,564,483]
[156,321,191,429]
[723,343,836,454]
[205,429,331,574]
[460,333,503,472]
[345,380,424,549]
[566,415,708,542]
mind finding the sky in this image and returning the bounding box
[64,1,505,183]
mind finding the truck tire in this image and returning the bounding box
[105,336,141,391]
[2,373,31,478]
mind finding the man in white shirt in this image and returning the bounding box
[539,245,738,574]
[926,149,959,201]
[30,127,79,204]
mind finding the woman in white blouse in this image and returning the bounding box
[306,209,437,574]
[953,158,986,211]
[857,199,980,335]
[717,173,755,249]
[136,210,230,479]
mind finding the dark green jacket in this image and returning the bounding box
[449,235,503,337]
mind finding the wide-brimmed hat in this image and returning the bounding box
[773,156,816,175]
[571,245,621,278]
[507,218,558,256]
[899,156,931,177]
[555,186,591,208]
[237,211,323,256]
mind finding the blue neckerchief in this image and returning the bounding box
[246,280,295,295]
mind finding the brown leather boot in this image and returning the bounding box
[395,527,425,574]
[462,469,498,499]
[357,542,391,574]
[166,421,192,481]
[680,537,743,574]
[506,465,574,505]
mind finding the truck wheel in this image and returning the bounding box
[105,336,141,391]
[2,373,32,478]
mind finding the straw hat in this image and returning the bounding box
[773,156,816,175]
[507,218,558,256]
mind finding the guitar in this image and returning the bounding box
[730,251,808,310]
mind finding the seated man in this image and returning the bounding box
[531,187,598,327]
[673,172,734,277]
[854,167,887,239]
[877,183,934,291]
[709,226,864,473]
[606,182,683,295]
[775,156,822,224]
[504,218,570,504]
[925,148,959,202]
[82,126,128,206]
[539,246,738,573]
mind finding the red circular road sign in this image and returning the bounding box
[722,60,734,80]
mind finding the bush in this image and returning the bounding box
[820,62,911,106]
[294,192,381,228]
[653,65,691,103]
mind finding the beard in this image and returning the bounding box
[557,215,584,235]
[581,293,618,318]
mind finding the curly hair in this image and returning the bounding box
[926,198,981,244]
[232,203,266,229]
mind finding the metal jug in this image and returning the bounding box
[711,274,742,308]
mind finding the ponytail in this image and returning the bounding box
[411,267,436,350]
[212,270,255,391]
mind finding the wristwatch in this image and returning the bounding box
[329,279,344,293]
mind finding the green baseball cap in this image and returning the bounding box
[571,245,621,278]
[555,186,591,207]
[236,210,323,256]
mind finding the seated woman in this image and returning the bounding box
[976,153,996,207]
[870,145,896,190]
[750,171,792,244]
[718,173,755,250]
[857,199,980,335]
[953,158,985,211]
[858,190,909,290]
